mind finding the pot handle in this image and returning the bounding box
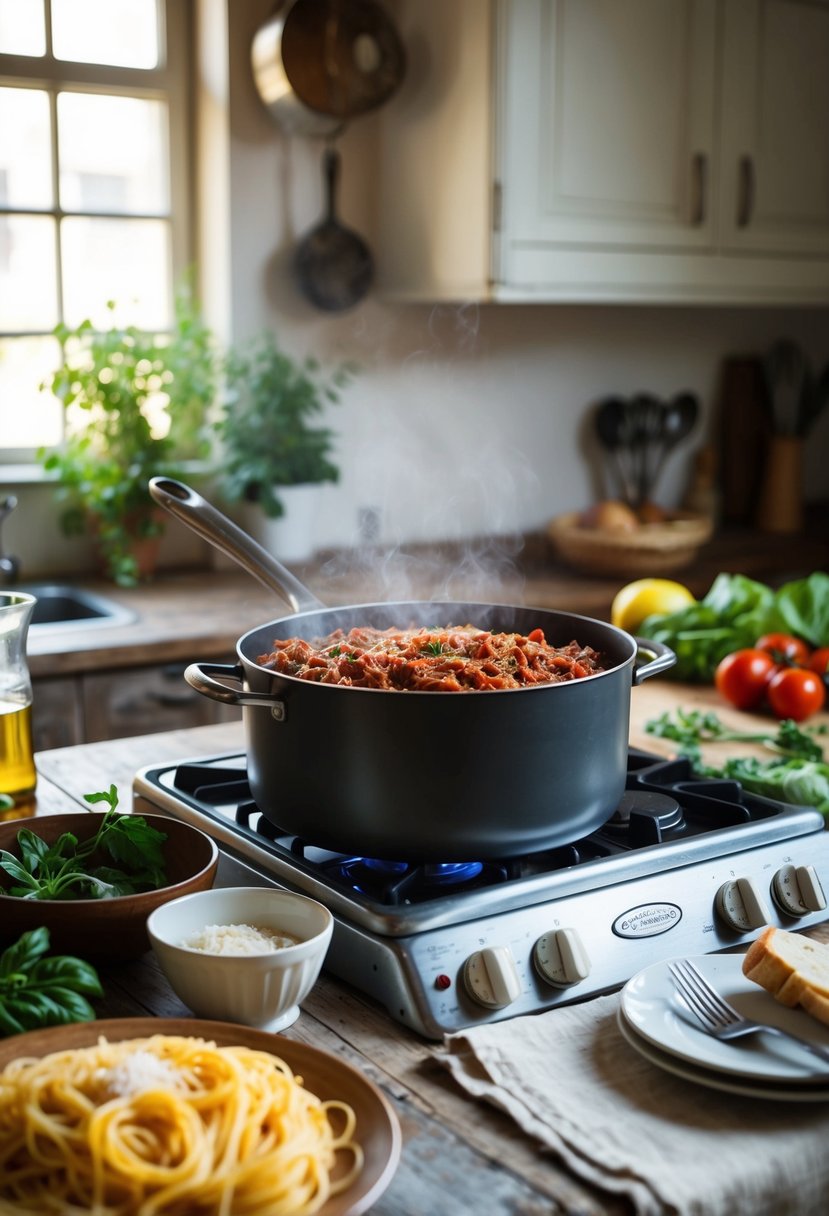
[149,477,325,614]
[632,638,676,685]
[184,661,286,713]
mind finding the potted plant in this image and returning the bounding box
[213,332,355,561]
[40,287,219,586]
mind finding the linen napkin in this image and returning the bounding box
[441,995,829,1216]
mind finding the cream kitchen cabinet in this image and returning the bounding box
[32,664,239,750]
[376,0,829,304]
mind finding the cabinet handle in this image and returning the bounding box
[691,152,707,226]
[737,155,755,228]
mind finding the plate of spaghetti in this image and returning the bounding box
[0,1017,401,1215]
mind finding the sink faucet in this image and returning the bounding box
[0,496,20,585]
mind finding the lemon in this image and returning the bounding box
[610,578,695,634]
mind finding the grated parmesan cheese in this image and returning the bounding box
[181,922,298,955]
[97,1050,181,1098]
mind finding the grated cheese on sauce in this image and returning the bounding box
[181,922,298,955]
[97,1050,182,1098]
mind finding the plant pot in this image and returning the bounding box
[241,484,320,564]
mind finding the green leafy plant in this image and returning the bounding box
[214,332,355,519]
[0,926,102,1037]
[40,285,219,586]
[0,785,167,900]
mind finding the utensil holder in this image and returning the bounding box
[756,435,803,534]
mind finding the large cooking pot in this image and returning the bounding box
[149,479,676,862]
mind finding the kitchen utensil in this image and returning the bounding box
[764,339,807,436]
[668,958,829,1067]
[616,1010,829,1102]
[294,146,374,311]
[148,886,333,1032]
[621,954,829,1082]
[148,477,675,862]
[594,397,638,504]
[645,391,699,495]
[252,0,406,137]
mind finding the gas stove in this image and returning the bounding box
[133,750,829,1040]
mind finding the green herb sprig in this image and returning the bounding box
[645,709,829,816]
[0,785,167,901]
[0,926,102,1037]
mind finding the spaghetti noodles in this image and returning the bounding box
[257,624,605,691]
[0,1033,363,1215]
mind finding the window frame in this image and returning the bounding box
[0,0,194,466]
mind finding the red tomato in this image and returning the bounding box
[755,633,812,666]
[714,649,777,710]
[809,647,829,677]
[766,667,826,722]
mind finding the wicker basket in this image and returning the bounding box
[547,511,714,577]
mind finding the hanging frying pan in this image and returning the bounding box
[294,145,374,311]
[252,0,406,137]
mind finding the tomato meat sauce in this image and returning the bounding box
[256,624,606,691]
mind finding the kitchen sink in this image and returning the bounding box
[18,584,136,631]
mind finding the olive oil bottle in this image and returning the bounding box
[0,592,36,803]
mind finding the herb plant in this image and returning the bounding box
[0,785,167,900]
[0,926,102,1037]
[214,331,355,519]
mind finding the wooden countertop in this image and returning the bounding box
[17,679,829,1215]
[24,517,829,678]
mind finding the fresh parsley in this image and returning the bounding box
[0,926,102,1037]
[0,785,167,901]
[645,709,829,816]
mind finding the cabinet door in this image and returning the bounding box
[82,665,240,743]
[496,0,718,289]
[31,677,85,751]
[719,0,829,257]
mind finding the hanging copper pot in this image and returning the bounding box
[252,0,406,137]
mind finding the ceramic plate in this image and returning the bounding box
[620,953,829,1083]
[617,1009,829,1102]
[0,1018,402,1216]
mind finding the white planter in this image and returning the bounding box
[241,484,320,564]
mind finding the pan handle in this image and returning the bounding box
[185,661,287,716]
[631,638,676,685]
[148,477,325,614]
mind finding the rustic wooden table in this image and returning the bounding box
[19,673,829,1214]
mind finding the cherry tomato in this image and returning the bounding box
[809,647,829,677]
[755,632,812,666]
[766,667,826,722]
[714,648,777,710]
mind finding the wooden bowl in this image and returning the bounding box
[0,814,219,961]
[547,510,714,577]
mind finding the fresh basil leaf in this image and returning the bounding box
[776,573,829,647]
[0,926,50,978]
[28,955,104,997]
[0,850,43,891]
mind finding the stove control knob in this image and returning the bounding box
[533,928,591,988]
[771,864,827,917]
[462,946,522,1009]
[715,877,772,932]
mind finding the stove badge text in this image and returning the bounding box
[612,903,681,939]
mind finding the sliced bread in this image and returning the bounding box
[742,926,829,1025]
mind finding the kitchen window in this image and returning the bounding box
[0,0,193,462]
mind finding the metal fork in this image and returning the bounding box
[667,958,829,1068]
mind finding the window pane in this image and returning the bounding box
[57,93,169,214]
[0,336,63,450]
[0,89,53,210]
[61,216,170,328]
[0,216,59,331]
[52,0,159,69]
[0,0,46,55]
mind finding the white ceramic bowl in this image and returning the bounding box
[146,886,333,1032]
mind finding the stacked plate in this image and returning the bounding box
[619,953,829,1101]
